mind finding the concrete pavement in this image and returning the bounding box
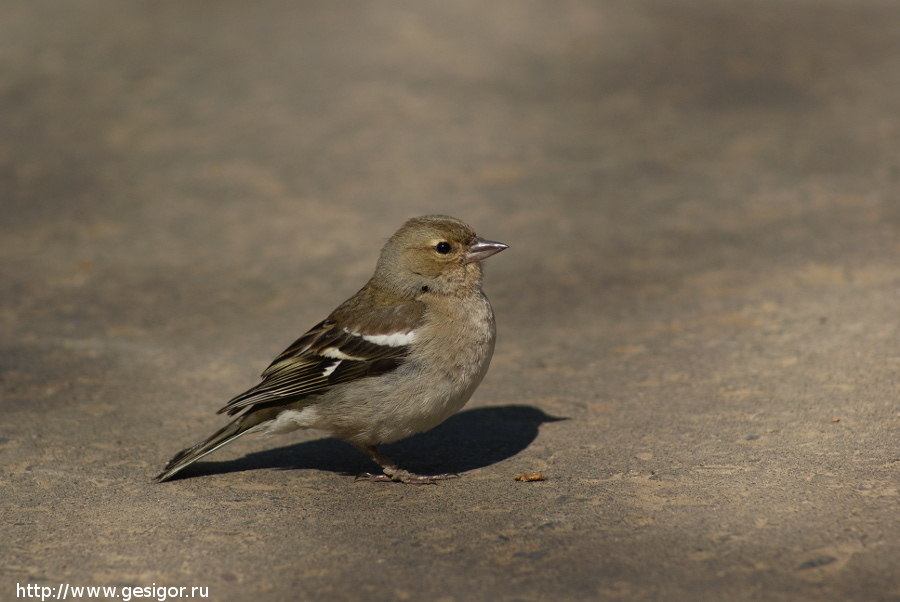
[3,1,900,600]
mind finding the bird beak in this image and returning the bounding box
[466,237,508,263]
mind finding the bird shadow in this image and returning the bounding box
[163,405,564,481]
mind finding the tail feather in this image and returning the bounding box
[155,411,272,482]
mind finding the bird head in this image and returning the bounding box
[374,215,507,298]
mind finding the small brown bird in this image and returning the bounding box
[156,215,507,483]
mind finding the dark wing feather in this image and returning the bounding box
[217,319,415,416]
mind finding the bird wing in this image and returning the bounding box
[218,301,425,416]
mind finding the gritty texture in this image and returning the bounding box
[3,1,900,601]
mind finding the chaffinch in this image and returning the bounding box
[156,215,507,484]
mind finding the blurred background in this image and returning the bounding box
[3,1,900,600]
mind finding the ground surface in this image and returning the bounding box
[3,1,900,601]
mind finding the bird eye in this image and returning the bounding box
[435,241,452,254]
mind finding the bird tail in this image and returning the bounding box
[155,410,272,482]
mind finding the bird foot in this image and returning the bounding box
[355,470,459,484]
[351,444,459,483]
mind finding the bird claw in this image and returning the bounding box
[355,471,459,484]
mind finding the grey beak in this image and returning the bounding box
[466,237,508,263]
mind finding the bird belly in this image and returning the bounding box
[302,292,496,447]
[334,331,495,445]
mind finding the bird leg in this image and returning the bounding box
[353,444,459,484]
